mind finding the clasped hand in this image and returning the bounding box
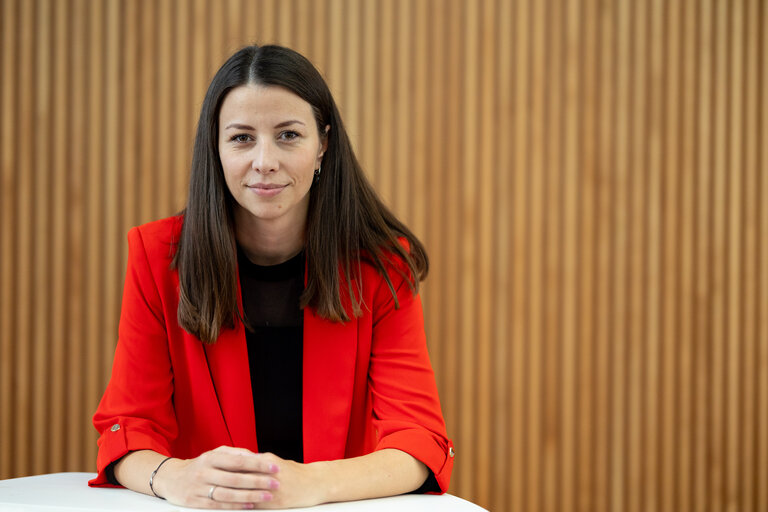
[156,446,323,509]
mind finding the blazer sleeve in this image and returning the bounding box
[89,227,177,486]
[367,257,455,493]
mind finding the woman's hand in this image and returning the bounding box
[150,446,324,510]
[122,446,271,509]
[243,453,326,509]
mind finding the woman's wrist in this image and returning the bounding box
[304,460,334,504]
[151,457,186,500]
[149,456,173,498]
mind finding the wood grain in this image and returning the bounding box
[1,2,766,511]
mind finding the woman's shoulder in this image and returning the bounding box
[358,238,415,287]
[127,214,184,262]
[131,214,183,238]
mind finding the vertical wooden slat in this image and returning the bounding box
[190,0,209,127]
[138,0,157,224]
[310,0,327,75]
[48,0,69,474]
[542,0,563,509]
[157,0,173,212]
[527,0,545,508]
[120,0,138,273]
[208,0,224,71]
[326,0,343,129]
[441,0,462,498]
[14,0,35,478]
[594,1,614,509]
[757,4,768,511]
[224,0,243,54]
[342,0,360,168]
[256,0,275,46]
[645,1,665,511]
[726,1,745,509]
[740,3,759,510]
[577,0,597,509]
[374,0,393,201]
[84,0,105,471]
[611,1,631,510]
[101,0,121,387]
[627,1,648,510]
[0,0,19,480]
[357,0,377,182]
[692,1,713,510]
[393,0,411,220]
[678,1,698,510]
[474,0,495,505]
[32,0,53,476]
[64,0,86,472]
[492,0,513,509]
[173,0,192,211]
[292,0,311,57]
[660,1,681,509]
[458,0,479,502]
[511,0,530,508]
[561,0,581,510]
[709,0,729,509]
[275,0,292,47]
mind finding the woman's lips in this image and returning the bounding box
[247,183,287,197]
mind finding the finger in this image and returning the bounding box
[203,450,280,475]
[210,469,280,491]
[208,486,274,506]
[211,446,258,457]
[183,497,260,510]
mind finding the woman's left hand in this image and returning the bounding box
[248,452,325,509]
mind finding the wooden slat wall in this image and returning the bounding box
[0,1,766,511]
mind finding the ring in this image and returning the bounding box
[208,485,217,501]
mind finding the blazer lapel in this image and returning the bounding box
[302,307,357,462]
[203,320,259,452]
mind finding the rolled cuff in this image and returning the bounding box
[375,429,455,493]
[89,419,172,487]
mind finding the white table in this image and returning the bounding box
[0,473,487,511]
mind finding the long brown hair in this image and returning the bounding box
[173,44,428,343]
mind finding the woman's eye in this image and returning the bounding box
[230,134,251,143]
[279,130,300,141]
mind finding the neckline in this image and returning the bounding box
[236,244,305,281]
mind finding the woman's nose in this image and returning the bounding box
[250,142,278,174]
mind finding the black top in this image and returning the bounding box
[237,245,305,463]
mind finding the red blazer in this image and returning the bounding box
[90,216,454,492]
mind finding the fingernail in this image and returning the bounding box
[243,504,255,510]
[270,463,279,473]
[269,479,280,490]
[262,492,273,501]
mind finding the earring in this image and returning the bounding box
[313,165,321,183]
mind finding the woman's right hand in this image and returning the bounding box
[117,447,281,509]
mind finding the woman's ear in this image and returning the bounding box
[318,125,330,161]
[322,124,330,149]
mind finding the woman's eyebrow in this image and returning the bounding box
[224,123,255,130]
[274,119,305,128]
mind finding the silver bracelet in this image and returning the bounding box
[149,456,173,499]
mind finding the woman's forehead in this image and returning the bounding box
[220,84,314,122]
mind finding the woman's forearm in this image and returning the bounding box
[308,449,429,504]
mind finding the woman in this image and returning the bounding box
[91,44,454,509]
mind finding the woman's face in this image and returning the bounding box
[218,84,326,235]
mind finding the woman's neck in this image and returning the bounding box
[234,211,306,266]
